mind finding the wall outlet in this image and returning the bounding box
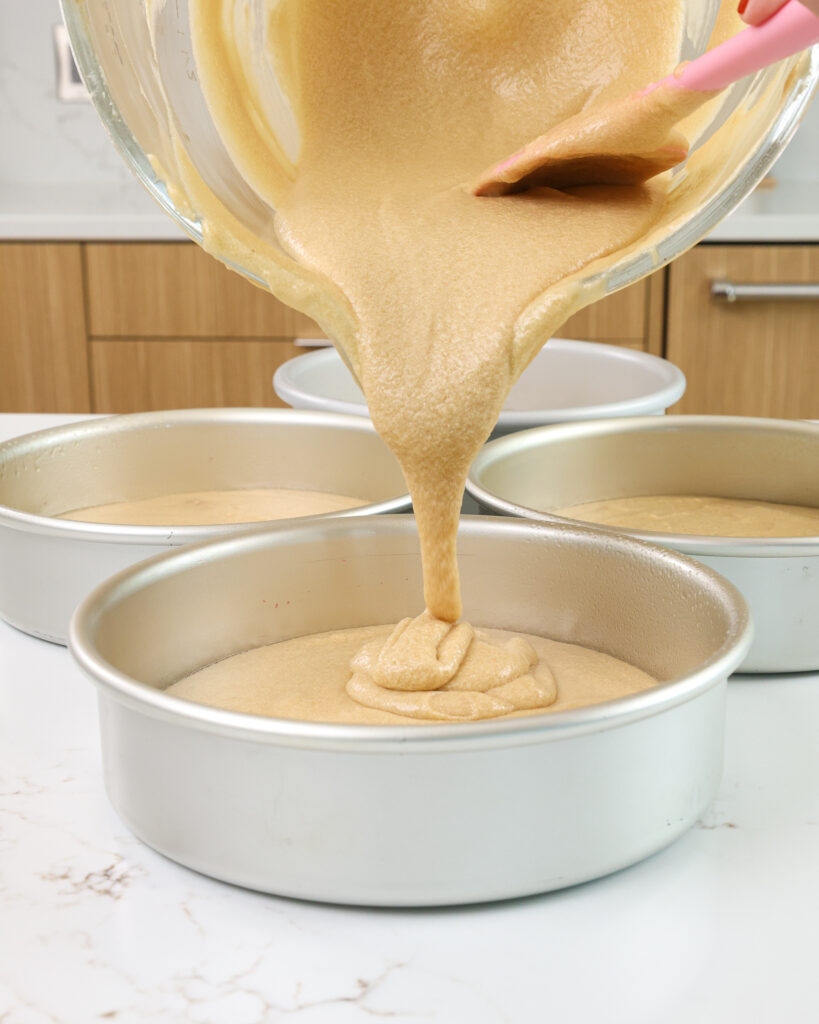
[53,23,89,102]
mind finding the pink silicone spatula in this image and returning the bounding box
[473,0,819,197]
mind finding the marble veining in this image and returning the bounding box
[1,416,819,1024]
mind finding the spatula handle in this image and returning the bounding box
[661,0,819,92]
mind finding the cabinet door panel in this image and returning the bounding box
[667,246,819,418]
[0,244,90,412]
[85,243,324,339]
[90,339,301,413]
[86,242,656,348]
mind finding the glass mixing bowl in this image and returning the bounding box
[62,1,818,301]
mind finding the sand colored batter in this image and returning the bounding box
[57,488,366,526]
[557,494,819,537]
[143,1,744,720]
[184,0,693,619]
[472,79,716,195]
[166,625,656,726]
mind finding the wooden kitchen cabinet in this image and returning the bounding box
[82,241,663,412]
[84,241,658,350]
[5,239,817,416]
[0,244,91,412]
[85,243,320,339]
[82,243,318,412]
[667,245,819,417]
[90,339,302,413]
[561,274,663,353]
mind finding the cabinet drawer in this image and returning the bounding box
[90,339,301,413]
[85,242,652,346]
[667,245,819,417]
[85,243,324,339]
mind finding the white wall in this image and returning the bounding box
[0,0,134,187]
[775,92,819,183]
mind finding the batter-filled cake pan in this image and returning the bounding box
[0,408,410,644]
[69,515,750,907]
[466,416,819,673]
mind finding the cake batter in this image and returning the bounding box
[58,488,366,526]
[167,625,657,725]
[145,1,742,720]
[556,494,819,537]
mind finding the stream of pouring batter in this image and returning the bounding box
[173,0,703,720]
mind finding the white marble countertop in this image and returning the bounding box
[1,412,818,1024]
[1,179,818,244]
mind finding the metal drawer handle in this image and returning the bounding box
[711,281,819,303]
[294,338,333,348]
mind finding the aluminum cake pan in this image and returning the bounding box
[467,415,819,672]
[0,408,410,644]
[70,515,751,906]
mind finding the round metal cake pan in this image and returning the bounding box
[0,408,410,645]
[273,340,687,434]
[70,515,751,907]
[467,415,819,673]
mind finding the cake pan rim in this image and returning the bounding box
[273,339,688,424]
[466,414,819,558]
[69,515,753,753]
[0,406,412,540]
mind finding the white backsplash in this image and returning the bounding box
[0,0,135,187]
[775,90,819,182]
